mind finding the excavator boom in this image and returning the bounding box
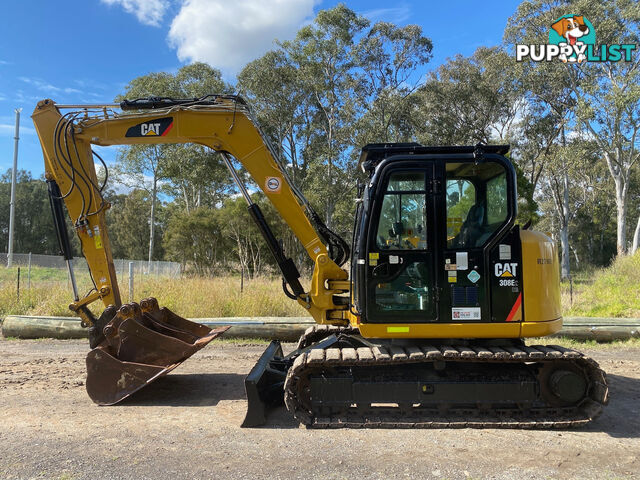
[32,95,350,405]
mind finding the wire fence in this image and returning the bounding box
[0,253,182,277]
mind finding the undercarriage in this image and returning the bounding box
[243,326,609,428]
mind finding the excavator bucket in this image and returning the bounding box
[85,297,229,405]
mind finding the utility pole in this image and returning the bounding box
[7,108,21,268]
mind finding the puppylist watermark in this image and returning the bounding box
[516,14,636,63]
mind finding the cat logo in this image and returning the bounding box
[141,123,161,135]
[125,117,174,137]
[495,262,518,277]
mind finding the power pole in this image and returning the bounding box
[7,108,21,268]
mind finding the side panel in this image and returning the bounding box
[521,229,562,324]
[488,227,523,323]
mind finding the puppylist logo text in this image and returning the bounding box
[516,14,636,63]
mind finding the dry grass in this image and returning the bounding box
[0,269,307,318]
[2,253,640,319]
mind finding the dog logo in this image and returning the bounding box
[516,15,636,63]
[549,15,595,63]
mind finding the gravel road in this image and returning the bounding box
[1,337,638,480]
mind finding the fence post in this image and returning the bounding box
[28,252,32,290]
[17,267,20,302]
[128,261,134,302]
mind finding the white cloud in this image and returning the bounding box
[168,0,316,75]
[19,77,83,94]
[361,5,411,24]
[101,0,169,27]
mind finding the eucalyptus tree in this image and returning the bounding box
[416,47,523,146]
[352,21,432,144]
[115,62,232,266]
[506,0,640,256]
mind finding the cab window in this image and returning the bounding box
[446,162,509,248]
[376,172,427,250]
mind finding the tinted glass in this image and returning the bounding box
[446,162,509,248]
[376,172,427,250]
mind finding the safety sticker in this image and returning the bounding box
[265,176,282,193]
[452,307,481,321]
[499,244,511,260]
[456,251,468,270]
[93,226,103,249]
[467,270,480,283]
[448,271,457,283]
[387,326,410,333]
[389,255,399,264]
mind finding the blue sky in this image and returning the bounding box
[0,0,523,178]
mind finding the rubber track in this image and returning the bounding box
[285,326,609,429]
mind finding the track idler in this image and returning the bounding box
[85,297,229,405]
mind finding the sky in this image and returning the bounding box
[0,0,524,178]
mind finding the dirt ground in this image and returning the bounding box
[0,337,638,480]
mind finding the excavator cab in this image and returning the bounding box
[353,144,521,332]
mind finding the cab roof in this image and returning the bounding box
[358,143,510,175]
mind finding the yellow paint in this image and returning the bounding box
[520,230,562,326]
[520,318,562,337]
[94,235,103,249]
[360,322,521,339]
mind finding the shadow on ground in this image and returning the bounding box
[119,373,246,407]
[585,373,640,439]
[117,371,302,427]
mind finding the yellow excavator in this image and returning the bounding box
[32,95,608,428]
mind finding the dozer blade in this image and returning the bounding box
[85,297,230,405]
[242,340,287,427]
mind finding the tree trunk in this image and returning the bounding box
[614,175,628,256]
[560,169,571,280]
[632,213,640,255]
[148,177,157,271]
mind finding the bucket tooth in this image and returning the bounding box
[85,297,229,405]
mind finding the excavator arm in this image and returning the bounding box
[32,95,351,407]
[32,95,350,326]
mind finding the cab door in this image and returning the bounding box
[364,165,439,323]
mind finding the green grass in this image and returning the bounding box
[562,252,640,318]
